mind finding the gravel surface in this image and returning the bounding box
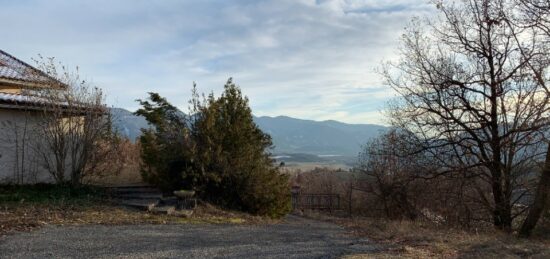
[0,215,381,259]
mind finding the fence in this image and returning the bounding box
[291,193,340,211]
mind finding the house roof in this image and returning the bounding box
[0,92,65,112]
[0,92,105,115]
[0,92,50,107]
[0,49,66,89]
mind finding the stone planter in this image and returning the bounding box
[173,190,197,210]
[173,190,195,199]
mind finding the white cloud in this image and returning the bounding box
[0,0,433,125]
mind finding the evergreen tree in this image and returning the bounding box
[192,79,290,217]
[136,80,291,218]
[135,93,195,192]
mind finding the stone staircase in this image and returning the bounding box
[108,185,194,217]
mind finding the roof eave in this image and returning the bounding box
[0,102,106,115]
[0,78,67,90]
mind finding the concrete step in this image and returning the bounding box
[116,199,159,211]
[173,209,194,218]
[109,185,196,218]
[111,187,161,195]
[107,184,154,189]
[158,196,178,206]
[149,206,193,217]
[114,193,163,200]
[150,205,176,215]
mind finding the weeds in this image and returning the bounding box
[304,212,550,258]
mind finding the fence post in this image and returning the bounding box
[348,181,353,218]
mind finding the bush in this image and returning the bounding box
[135,93,195,192]
[136,79,291,218]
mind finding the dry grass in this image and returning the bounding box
[87,162,144,186]
[88,170,144,186]
[304,212,550,258]
[0,201,277,237]
[0,183,276,236]
[193,202,280,224]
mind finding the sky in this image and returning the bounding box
[0,0,433,125]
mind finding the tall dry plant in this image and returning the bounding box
[357,129,435,221]
[30,56,122,186]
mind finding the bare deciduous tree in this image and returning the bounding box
[31,57,122,186]
[383,0,550,230]
[520,143,550,236]
[514,0,550,237]
[357,128,432,220]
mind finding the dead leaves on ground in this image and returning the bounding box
[0,201,273,237]
[303,212,550,258]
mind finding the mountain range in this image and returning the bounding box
[111,108,387,159]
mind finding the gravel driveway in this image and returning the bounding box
[0,215,380,258]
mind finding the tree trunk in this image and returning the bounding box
[519,143,550,237]
[491,168,513,231]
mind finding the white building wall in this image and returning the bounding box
[0,109,58,184]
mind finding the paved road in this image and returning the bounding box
[0,215,380,259]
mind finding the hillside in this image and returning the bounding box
[111,108,387,158]
[254,115,386,156]
[111,108,149,141]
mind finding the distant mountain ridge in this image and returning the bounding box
[110,108,387,157]
[253,115,387,156]
[111,108,149,141]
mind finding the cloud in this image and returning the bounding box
[0,0,433,124]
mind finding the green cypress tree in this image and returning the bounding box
[192,79,291,218]
[135,93,195,192]
[136,80,291,218]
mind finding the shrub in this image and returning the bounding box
[135,93,195,192]
[136,79,291,218]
